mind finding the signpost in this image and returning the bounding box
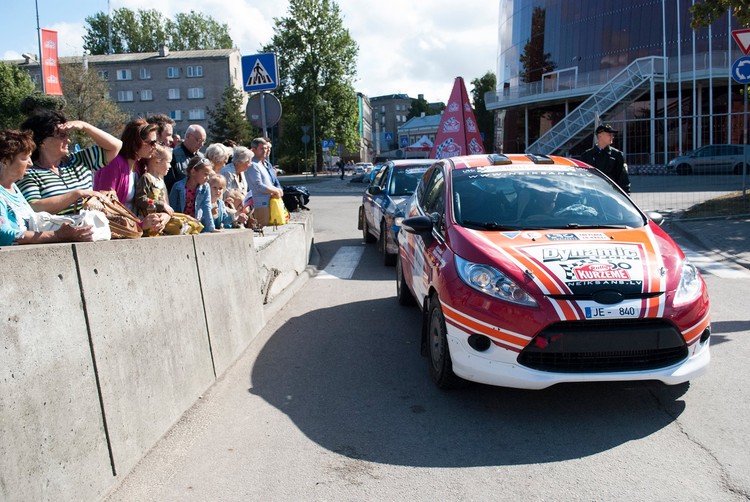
[732,30,750,197]
[242,53,281,139]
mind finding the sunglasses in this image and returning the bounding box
[146,139,158,146]
[53,130,70,139]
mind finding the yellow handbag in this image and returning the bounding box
[268,198,289,226]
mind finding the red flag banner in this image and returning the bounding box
[429,76,485,159]
[40,29,63,96]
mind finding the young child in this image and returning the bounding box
[224,188,253,228]
[209,174,233,229]
[135,144,174,218]
[169,156,215,232]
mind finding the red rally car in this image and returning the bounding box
[396,153,710,390]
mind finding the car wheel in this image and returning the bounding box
[733,162,748,175]
[676,163,692,175]
[380,221,397,266]
[362,210,376,243]
[427,295,466,389]
[396,254,416,306]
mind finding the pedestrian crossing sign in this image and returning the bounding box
[242,53,278,92]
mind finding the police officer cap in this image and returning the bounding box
[595,124,617,134]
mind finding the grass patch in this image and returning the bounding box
[682,191,750,218]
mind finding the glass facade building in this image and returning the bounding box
[488,0,746,165]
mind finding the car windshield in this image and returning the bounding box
[389,166,430,196]
[451,165,645,229]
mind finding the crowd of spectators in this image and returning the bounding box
[0,108,286,246]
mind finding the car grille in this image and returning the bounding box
[517,319,688,373]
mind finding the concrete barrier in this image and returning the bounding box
[0,245,112,502]
[0,212,313,501]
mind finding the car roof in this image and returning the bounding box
[388,159,436,167]
[445,153,589,171]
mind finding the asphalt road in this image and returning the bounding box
[104,190,750,501]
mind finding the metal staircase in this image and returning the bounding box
[526,56,667,155]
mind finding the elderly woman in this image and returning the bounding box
[94,118,161,213]
[218,146,252,198]
[205,143,231,172]
[0,129,94,244]
[17,110,122,215]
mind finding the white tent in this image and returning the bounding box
[405,135,433,151]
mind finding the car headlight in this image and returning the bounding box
[673,259,703,306]
[455,255,538,307]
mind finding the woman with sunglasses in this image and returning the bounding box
[94,118,160,212]
[17,110,122,215]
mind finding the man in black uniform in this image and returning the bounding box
[580,124,630,194]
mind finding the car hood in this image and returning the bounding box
[450,224,684,297]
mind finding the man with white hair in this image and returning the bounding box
[166,124,206,192]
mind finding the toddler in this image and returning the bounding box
[135,144,175,218]
[209,174,233,229]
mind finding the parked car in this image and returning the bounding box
[359,159,435,265]
[397,153,710,390]
[668,144,750,175]
[354,162,374,175]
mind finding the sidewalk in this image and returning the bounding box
[668,216,750,270]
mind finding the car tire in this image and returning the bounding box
[427,295,466,389]
[396,254,416,306]
[733,162,748,175]
[380,221,397,266]
[676,163,692,175]
[362,209,376,243]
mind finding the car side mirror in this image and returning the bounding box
[401,215,433,234]
[646,211,664,226]
[367,186,384,195]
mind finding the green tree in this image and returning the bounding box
[0,62,36,129]
[207,85,254,145]
[263,0,359,173]
[83,8,231,54]
[471,71,497,153]
[691,0,750,28]
[60,62,128,146]
[19,93,67,117]
[407,94,444,120]
[165,11,233,51]
[519,7,556,83]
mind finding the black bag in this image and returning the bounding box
[283,185,311,212]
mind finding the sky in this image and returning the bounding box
[1,0,499,103]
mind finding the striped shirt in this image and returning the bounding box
[17,145,108,215]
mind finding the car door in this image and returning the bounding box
[365,164,390,238]
[403,165,447,303]
[693,145,717,174]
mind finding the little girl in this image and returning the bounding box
[135,144,174,218]
[168,156,216,232]
[209,174,233,229]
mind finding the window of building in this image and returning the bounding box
[188,109,205,120]
[117,90,134,102]
[187,87,204,99]
[186,65,204,77]
[140,67,151,80]
[168,88,181,100]
[140,89,153,101]
[170,110,182,121]
[98,70,109,81]
[167,66,179,78]
[116,69,132,81]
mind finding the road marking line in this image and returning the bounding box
[682,248,750,279]
[316,246,365,279]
